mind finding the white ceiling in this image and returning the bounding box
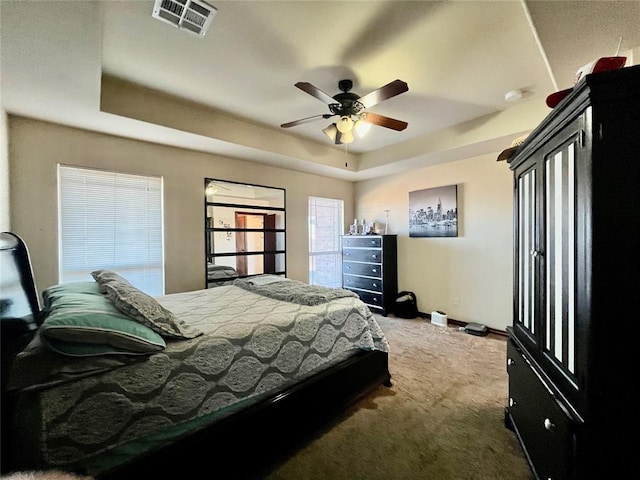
[2,1,639,181]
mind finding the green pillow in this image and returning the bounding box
[40,284,166,357]
[41,337,162,357]
[42,281,103,309]
[91,269,202,339]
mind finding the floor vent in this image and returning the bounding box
[152,0,217,37]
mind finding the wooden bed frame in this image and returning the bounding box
[0,232,391,478]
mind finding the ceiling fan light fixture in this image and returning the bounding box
[336,115,354,133]
[354,118,372,138]
[205,182,217,196]
[323,123,338,142]
[338,129,354,144]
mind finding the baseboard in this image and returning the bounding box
[421,311,507,338]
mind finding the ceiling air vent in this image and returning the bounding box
[152,0,217,37]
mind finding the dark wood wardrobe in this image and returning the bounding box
[504,64,640,479]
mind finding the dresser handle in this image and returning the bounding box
[372,283,378,288]
[544,418,556,431]
[509,397,516,407]
[507,358,515,366]
[372,268,378,273]
[371,254,378,259]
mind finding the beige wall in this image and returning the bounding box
[8,116,354,295]
[8,115,514,330]
[355,153,513,331]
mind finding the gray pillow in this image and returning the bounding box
[91,269,202,339]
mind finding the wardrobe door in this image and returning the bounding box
[513,160,543,352]
[539,116,591,414]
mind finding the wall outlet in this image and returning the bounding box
[451,296,460,306]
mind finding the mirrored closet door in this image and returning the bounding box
[204,179,286,287]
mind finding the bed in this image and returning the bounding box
[0,232,391,478]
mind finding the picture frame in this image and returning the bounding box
[409,185,458,237]
[363,222,375,235]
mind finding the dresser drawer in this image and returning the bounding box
[343,274,383,292]
[507,340,575,480]
[342,248,382,263]
[343,261,382,278]
[342,236,381,248]
[346,288,384,309]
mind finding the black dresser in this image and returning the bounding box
[504,65,640,479]
[341,235,397,316]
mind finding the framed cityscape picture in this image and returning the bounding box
[409,185,458,237]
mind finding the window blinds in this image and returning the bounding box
[308,196,343,288]
[58,165,164,296]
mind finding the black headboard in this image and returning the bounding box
[1,232,41,391]
[0,232,40,328]
[1,232,41,472]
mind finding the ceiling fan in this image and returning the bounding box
[281,79,409,144]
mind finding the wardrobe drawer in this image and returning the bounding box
[343,261,382,278]
[347,288,384,309]
[342,236,381,248]
[507,340,575,480]
[342,248,382,263]
[343,274,383,292]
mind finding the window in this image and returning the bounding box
[308,196,343,287]
[58,165,164,295]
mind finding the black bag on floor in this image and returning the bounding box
[394,291,419,318]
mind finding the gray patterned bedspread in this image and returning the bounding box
[9,284,388,475]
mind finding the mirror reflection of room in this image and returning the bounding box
[204,179,286,287]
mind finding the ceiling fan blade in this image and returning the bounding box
[281,114,334,128]
[358,79,408,109]
[295,82,338,105]
[363,112,408,131]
